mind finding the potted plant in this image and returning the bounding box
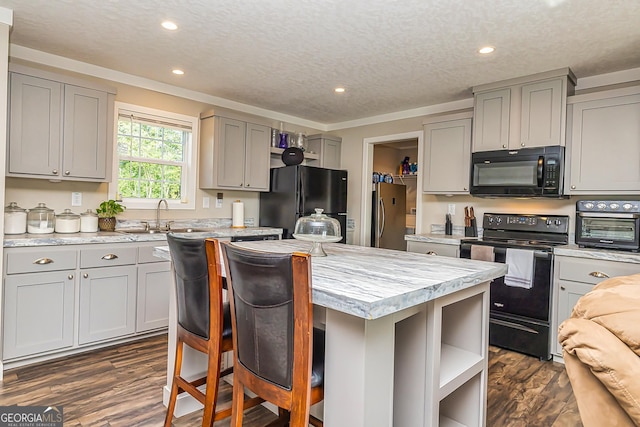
[96,199,125,231]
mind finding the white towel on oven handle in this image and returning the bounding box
[504,248,534,289]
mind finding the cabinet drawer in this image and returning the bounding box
[407,241,459,258]
[6,249,77,274]
[138,244,169,264]
[80,246,137,268]
[556,256,640,284]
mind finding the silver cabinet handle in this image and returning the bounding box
[560,286,565,290]
[64,170,70,175]
[102,254,119,260]
[83,273,89,278]
[463,187,468,191]
[52,169,59,175]
[33,257,54,265]
[571,185,576,189]
[589,271,609,278]
[68,274,74,280]
[426,251,438,255]
[502,144,507,148]
[521,142,525,147]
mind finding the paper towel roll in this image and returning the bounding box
[232,200,245,228]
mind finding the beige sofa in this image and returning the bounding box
[558,273,640,426]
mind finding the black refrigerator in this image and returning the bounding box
[259,165,347,242]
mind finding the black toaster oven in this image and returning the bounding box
[575,200,640,252]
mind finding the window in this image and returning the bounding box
[112,102,198,209]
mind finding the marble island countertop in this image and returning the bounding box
[155,240,507,320]
[3,227,283,248]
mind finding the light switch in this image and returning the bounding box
[72,192,82,206]
[448,204,456,215]
[203,197,210,208]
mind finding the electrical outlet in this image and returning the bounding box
[347,218,356,231]
[448,204,455,215]
[71,192,82,206]
[215,193,223,209]
[203,197,210,208]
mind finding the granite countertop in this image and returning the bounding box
[405,233,474,246]
[3,227,283,248]
[554,244,640,264]
[155,240,506,320]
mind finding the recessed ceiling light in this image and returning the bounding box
[478,46,495,54]
[334,87,346,93]
[162,21,178,31]
[172,69,184,75]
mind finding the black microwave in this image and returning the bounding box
[470,146,565,198]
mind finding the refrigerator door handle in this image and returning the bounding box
[379,198,385,238]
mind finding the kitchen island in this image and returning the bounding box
[155,240,507,427]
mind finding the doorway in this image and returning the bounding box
[360,131,423,247]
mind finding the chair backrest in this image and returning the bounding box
[166,234,212,339]
[222,243,312,391]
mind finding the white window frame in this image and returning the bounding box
[110,102,198,210]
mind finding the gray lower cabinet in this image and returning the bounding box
[407,241,459,258]
[7,65,115,182]
[136,261,172,332]
[565,87,640,194]
[422,113,471,194]
[78,265,137,345]
[3,271,75,360]
[552,255,640,357]
[2,242,171,364]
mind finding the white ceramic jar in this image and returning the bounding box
[80,209,99,232]
[4,202,27,234]
[55,209,80,233]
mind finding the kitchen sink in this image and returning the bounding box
[120,228,205,234]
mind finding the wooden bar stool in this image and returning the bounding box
[164,235,262,427]
[218,240,324,427]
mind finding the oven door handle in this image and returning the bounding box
[578,212,640,219]
[488,246,552,260]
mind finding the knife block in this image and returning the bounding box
[465,218,478,237]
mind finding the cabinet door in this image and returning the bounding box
[244,122,271,191]
[136,262,172,332]
[553,280,594,356]
[321,139,342,169]
[520,79,563,148]
[472,89,510,151]
[423,118,471,194]
[3,271,75,359]
[567,93,640,193]
[63,85,108,179]
[216,117,247,188]
[8,73,62,177]
[78,265,137,344]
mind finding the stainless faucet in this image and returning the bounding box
[156,199,168,230]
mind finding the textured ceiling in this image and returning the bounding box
[1,0,639,126]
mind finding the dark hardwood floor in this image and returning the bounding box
[0,334,581,426]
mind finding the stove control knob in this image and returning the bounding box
[546,218,552,226]
[487,216,494,223]
[495,217,502,224]
[555,219,563,226]
[610,203,620,210]
[623,203,633,210]
[583,202,594,209]
[597,202,607,210]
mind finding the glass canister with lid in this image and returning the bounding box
[80,209,99,232]
[27,203,56,234]
[4,202,27,234]
[55,209,80,233]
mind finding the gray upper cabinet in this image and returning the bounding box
[472,68,575,152]
[422,112,472,194]
[199,115,270,191]
[565,87,640,194]
[7,65,116,182]
[306,134,342,169]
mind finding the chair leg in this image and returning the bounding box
[202,343,223,427]
[230,379,245,426]
[164,340,184,427]
[289,408,311,427]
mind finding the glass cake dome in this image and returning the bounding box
[293,208,342,256]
